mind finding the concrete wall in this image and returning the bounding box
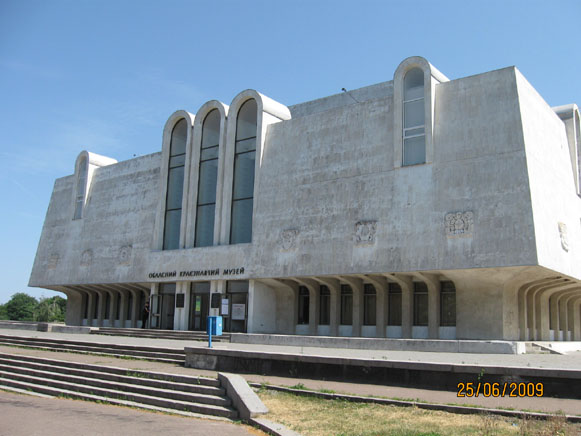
[29,153,160,287]
[516,70,581,280]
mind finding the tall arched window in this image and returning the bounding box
[195,110,220,247]
[163,118,187,250]
[230,99,257,244]
[74,157,87,219]
[403,68,425,166]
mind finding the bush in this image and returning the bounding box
[4,293,38,321]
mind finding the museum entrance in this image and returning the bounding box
[152,283,175,330]
[223,281,248,333]
[189,282,210,331]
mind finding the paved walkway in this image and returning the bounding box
[1,329,580,416]
[0,390,264,436]
[4,328,581,369]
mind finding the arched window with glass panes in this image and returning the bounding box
[163,118,187,250]
[230,99,257,244]
[403,68,425,166]
[195,110,220,247]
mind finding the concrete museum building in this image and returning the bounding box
[29,56,581,342]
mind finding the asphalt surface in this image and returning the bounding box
[0,390,264,436]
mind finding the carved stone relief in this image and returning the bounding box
[119,245,132,265]
[558,222,569,252]
[445,211,474,238]
[354,220,377,244]
[47,254,59,269]
[279,229,299,251]
[80,249,93,266]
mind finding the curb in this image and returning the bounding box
[249,417,302,436]
[249,383,581,424]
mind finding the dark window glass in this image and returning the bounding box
[403,67,425,167]
[93,294,99,319]
[388,283,402,326]
[195,110,220,247]
[104,293,110,319]
[363,284,376,326]
[82,293,88,319]
[298,286,309,325]
[440,281,456,326]
[230,100,257,244]
[340,285,353,325]
[126,293,133,320]
[163,119,187,250]
[235,99,257,141]
[319,286,330,325]
[115,293,121,320]
[413,282,428,326]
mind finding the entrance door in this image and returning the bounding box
[190,282,210,331]
[223,281,248,333]
[159,283,176,330]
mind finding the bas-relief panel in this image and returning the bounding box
[445,211,474,238]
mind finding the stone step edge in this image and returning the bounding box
[249,383,581,423]
[0,337,185,356]
[0,352,218,386]
[0,365,230,406]
[0,381,234,422]
[0,342,184,364]
[0,371,237,417]
[0,356,223,394]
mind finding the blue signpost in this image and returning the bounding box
[206,316,223,348]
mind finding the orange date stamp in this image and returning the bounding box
[457,382,544,397]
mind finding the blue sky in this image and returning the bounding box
[0,0,580,304]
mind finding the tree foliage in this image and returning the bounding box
[0,293,67,322]
[3,293,38,321]
[35,296,67,322]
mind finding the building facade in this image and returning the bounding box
[29,57,581,341]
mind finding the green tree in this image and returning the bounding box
[0,304,7,320]
[35,296,67,322]
[4,293,38,321]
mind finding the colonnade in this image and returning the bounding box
[516,277,581,341]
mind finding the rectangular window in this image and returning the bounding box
[340,285,353,325]
[298,286,309,325]
[319,286,330,325]
[388,283,402,326]
[440,281,456,327]
[363,284,376,325]
[413,282,428,326]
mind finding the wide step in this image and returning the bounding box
[0,352,237,419]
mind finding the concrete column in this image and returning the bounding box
[173,282,187,331]
[130,290,139,328]
[60,288,83,326]
[573,300,581,341]
[109,290,119,327]
[87,292,96,327]
[96,290,105,327]
[417,273,440,339]
[118,290,128,327]
[567,295,581,340]
[386,274,413,339]
[341,277,363,337]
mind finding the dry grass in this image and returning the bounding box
[257,390,580,436]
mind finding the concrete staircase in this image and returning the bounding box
[0,334,185,364]
[92,327,231,342]
[525,342,556,354]
[0,352,238,419]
